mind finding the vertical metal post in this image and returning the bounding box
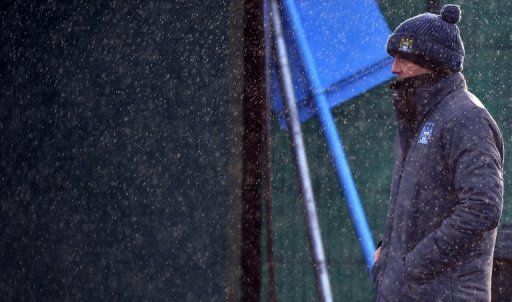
[241,0,266,301]
[281,0,376,272]
[271,1,333,301]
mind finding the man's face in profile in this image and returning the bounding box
[391,56,432,79]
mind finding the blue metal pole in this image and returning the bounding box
[280,0,376,271]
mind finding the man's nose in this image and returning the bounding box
[391,58,400,75]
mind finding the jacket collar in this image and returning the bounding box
[392,72,466,127]
[415,72,466,115]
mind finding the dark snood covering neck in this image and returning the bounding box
[390,73,441,124]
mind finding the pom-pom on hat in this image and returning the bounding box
[386,4,465,72]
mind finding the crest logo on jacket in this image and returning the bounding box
[418,122,434,144]
[399,38,414,52]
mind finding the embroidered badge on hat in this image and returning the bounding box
[399,38,414,52]
[418,122,434,144]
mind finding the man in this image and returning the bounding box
[373,4,504,301]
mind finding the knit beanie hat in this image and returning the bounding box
[386,4,465,72]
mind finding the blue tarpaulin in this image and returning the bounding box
[272,0,394,122]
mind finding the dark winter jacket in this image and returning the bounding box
[373,72,504,301]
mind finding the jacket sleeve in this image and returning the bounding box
[404,107,504,279]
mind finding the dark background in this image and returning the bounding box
[0,1,230,300]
